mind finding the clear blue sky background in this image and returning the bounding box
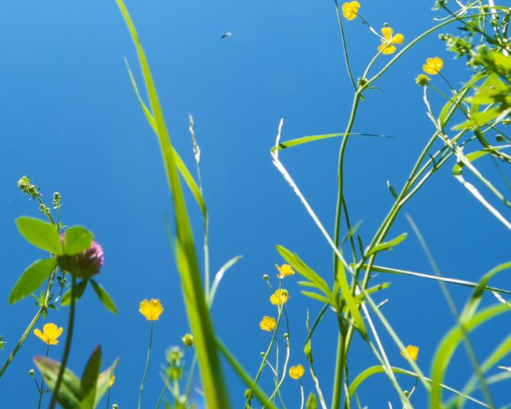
[1,0,510,408]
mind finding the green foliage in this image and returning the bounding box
[16,217,63,255]
[90,280,118,314]
[9,259,57,304]
[34,347,118,409]
[63,226,93,256]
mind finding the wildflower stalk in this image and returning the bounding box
[48,274,76,409]
[37,344,50,409]
[0,268,58,380]
[138,320,154,409]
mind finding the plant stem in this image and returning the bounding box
[49,274,76,409]
[37,344,50,409]
[138,320,154,409]
[0,269,57,380]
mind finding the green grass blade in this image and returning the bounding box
[363,264,511,295]
[430,303,509,408]
[348,366,490,408]
[208,255,242,307]
[114,2,229,407]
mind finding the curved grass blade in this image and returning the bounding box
[114,2,230,407]
[348,366,490,408]
[208,255,242,307]
[270,132,392,153]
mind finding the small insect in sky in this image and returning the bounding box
[221,31,232,39]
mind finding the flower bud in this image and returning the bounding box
[112,405,119,409]
[263,274,269,281]
[29,369,35,377]
[182,333,194,347]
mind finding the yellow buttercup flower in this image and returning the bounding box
[270,289,289,305]
[109,375,115,388]
[401,345,419,361]
[33,323,63,346]
[289,364,305,380]
[423,57,443,75]
[377,27,404,55]
[342,1,360,21]
[259,316,277,332]
[139,299,164,321]
[276,264,295,279]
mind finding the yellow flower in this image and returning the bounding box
[109,375,115,388]
[423,57,443,75]
[342,1,360,21]
[289,364,305,380]
[377,27,404,55]
[33,323,63,345]
[259,316,277,331]
[270,289,289,305]
[139,299,164,321]
[401,345,419,361]
[276,264,295,279]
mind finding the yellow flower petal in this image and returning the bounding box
[276,264,295,279]
[401,345,419,361]
[139,299,164,321]
[341,1,360,21]
[109,374,115,387]
[289,364,305,380]
[381,27,393,40]
[259,316,277,332]
[423,57,443,75]
[270,289,289,305]
[392,33,404,45]
[378,44,396,55]
[34,323,63,345]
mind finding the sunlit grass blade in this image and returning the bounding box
[270,132,392,153]
[362,264,511,295]
[348,366,490,408]
[208,255,242,307]
[114,1,230,407]
[430,303,509,408]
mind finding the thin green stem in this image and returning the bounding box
[333,0,357,91]
[37,344,50,409]
[138,320,154,409]
[0,269,58,380]
[48,274,76,409]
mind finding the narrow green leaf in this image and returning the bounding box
[61,280,88,306]
[115,1,230,406]
[34,357,82,409]
[208,255,243,307]
[365,233,407,257]
[453,146,508,176]
[16,217,63,255]
[301,291,331,304]
[270,132,391,153]
[64,226,93,256]
[306,392,318,409]
[80,346,102,409]
[94,359,119,408]
[90,280,118,314]
[430,304,509,408]
[9,258,57,304]
[363,264,511,295]
[277,245,331,297]
[348,366,488,408]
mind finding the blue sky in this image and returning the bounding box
[1,0,510,408]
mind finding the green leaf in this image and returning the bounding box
[115,1,229,406]
[16,217,63,255]
[80,346,102,409]
[94,359,119,408]
[306,392,318,409]
[90,280,118,314]
[9,258,57,304]
[208,255,243,307]
[64,226,93,256]
[61,280,88,306]
[277,245,331,297]
[365,233,407,257]
[431,303,509,408]
[301,291,331,304]
[34,357,82,409]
